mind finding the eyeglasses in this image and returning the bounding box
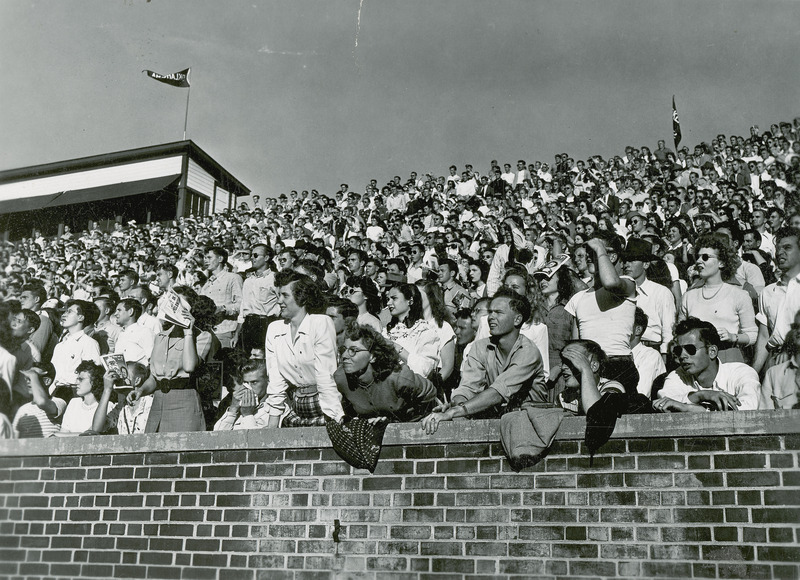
[671,344,707,357]
[342,346,370,357]
[697,253,718,262]
[343,287,362,296]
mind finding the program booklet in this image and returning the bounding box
[101,354,132,388]
[157,289,192,328]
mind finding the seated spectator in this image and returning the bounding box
[422,290,547,434]
[630,307,666,398]
[654,317,760,412]
[335,324,435,422]
[92,361,152,434]
[214,358,270,430]
[12,363,62,438]
[760,314,800,409]
[383,283,441,378]
[325,297,359,353]
[57,361,115,436]
[344,275,383,332]
[557,340,625,415]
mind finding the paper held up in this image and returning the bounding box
[158,289,193,329]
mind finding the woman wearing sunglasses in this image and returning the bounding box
[344,275,382,332]
[678,233,757,363]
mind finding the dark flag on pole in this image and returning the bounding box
[672,95,682,150]
[143,68,191,88]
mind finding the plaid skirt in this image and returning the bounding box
[281,390,327,427]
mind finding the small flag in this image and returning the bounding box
[143,68,190,88]
[672,95,682,150]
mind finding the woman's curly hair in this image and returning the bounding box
[344,323,401,382]
[694,232,741,280]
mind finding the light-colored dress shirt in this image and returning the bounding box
[238,270,280,322]
[452,334,548,408]
[264,314,344,422]
[51,332,101,387]
[761,359,800,409]
[658,362,760,410]
[635,278,676,354]
[632,342,666,398]
[115,323,155,365]
[202,270,244,335]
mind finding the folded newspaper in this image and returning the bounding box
[157,289,193,328]
[101,354,132,388]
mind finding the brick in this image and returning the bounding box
[643,562,692,577]
[312,463,351,476]
[421,541,461,556]
[366,556,408,571]
[714,526,739,541]
[284,449,320,461]
[662,527,711,542]
[570,560,616,577]
[589,491,636,506]
[624,473,673,487]
[728,435,781,451]
[651,545,700,559]
[379,541,419,555]
[611,526,633,541]
[689,455,712,469]
[637,455,686,470]
[567,455,612,470]
[490,474,536,489]
[518,525,564,540]
[674,472,724,487]
[718,564,772,579]
[530,508,577,523]
[499,559,544,574]
[770,453,795,468]
[728,471,780,487]
[768,527,794,543]
[743,527,767,542]
[406,445,446,459]
[363,477,402,491]
[445,476,488,489]
[758,546,800,562]
[576,473,623,488]
[765,490,800,505]
[600,507,648,523]
[674,508,724,523]
[390,526,431,540]
[677,437,726,452]
[465,509,508,523]
[436,459,480,474]
[508,542,550,558]
[716,453,768,470]
[209,479,245,493]
[465,542,505,557]
[403,509,443,523]
[692,563,718,578]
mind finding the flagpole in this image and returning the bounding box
[183,85,191,141]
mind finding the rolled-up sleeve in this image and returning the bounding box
[489,343,540,402]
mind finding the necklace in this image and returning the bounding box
[701,284,724,300]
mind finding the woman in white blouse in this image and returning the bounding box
[383,283,440,379]
[264,271,345,427]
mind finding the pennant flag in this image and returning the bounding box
[143,68,191,88]
[672,95,682,150]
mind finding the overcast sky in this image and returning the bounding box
[1,0,797,197]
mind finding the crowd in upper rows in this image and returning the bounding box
[1,117,799,440]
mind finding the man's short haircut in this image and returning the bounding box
[66,300,99,328]
[132,285,155,307]
[774,226,800,247]
[157,263,179,279]
[119,298,144,320]
[454,308,472,322]
[491,287,532,328]
[207,246,229,263]
[347,248,368,263]
[674,316,721,349]
[439,258,457,273]
[239,358,267,378]
[94,295,118,313]
[386,257,407,274]
[279,248,297,260]
[20,283,46,306]
[119,268,139,284]
[326,296,359,320]
[742,228,762,244]
[19,309,41,333]
[126,361,149,384]
[633,307,648,334]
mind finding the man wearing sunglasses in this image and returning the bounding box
[654,317,760,413]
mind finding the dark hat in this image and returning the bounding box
[621,238,658,262]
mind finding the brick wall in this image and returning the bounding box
[1,410,798,580]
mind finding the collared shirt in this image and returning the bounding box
[632,342,666,398]
[201,269,244,334]
[238,270,280,322]
[759,273,800,348]
[92,320,122,355]
[452,334,547,409]
[51,331,101,386]
[442,280,469,313]
[264,314,344,422]
[658,362,760,410]
[761,359,800,409]
[150,330,216,381]
[635,278,676,354]
[213,399,272,430]
[115,323,155,365]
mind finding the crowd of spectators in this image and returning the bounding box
[2,118,800,445]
